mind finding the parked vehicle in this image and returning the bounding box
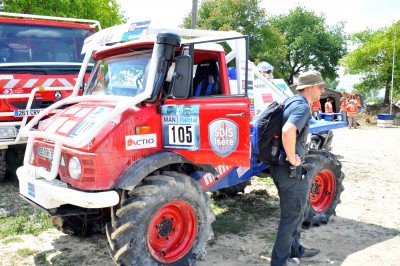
[0,12,100,180]
[16,22,346,265]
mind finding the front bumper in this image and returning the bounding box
[17,165,120,210]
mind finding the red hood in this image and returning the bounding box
[39,103,115,139]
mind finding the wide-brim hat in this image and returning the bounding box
[296,70,325,90]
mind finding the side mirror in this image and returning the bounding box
[170,55,192,99]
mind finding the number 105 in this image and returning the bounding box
[168,125,193,145]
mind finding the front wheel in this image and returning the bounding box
[302,150,345,227]
[107,171,215,266]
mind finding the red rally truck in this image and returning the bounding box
[16,22,346,265]
[0,12,100,180]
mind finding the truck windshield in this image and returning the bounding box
[85,50,151,97]
[0,22,94,64]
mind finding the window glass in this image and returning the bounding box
[85,50,151,97]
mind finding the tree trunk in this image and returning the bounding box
[384,83,390,104]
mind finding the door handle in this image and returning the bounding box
[226,113,246,117]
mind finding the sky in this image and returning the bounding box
[116,0,399,33]
[116,0,399,91]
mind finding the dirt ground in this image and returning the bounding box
[1,125,400,266]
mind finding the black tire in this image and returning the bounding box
[213,179,251,197]
[302,150,345,227]
[107,171,215,266]
[6,144,25,180]
[0,149,6,182]
[50,208,110,237]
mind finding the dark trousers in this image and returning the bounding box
[270,164,310,266]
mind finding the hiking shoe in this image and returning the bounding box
[284,257,300,266]
[302,248,320,258]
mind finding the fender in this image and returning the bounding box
[115,151,218,190]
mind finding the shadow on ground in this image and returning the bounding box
[31,213,399,266]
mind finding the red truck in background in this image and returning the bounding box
[0,12,100,180]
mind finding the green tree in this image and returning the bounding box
[269,6,347,85]
[324,77,339,90]
[0,0,125,28]
[182,0,282,63]
[254,24,286,78]
[340,22,400,104]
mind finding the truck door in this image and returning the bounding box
[161,56,251,167]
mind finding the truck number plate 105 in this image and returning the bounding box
[14,109,43,117]
[168,125,194,145]
[37,146,54,159]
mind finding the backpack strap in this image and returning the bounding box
[279,97,310,159]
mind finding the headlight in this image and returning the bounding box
[0,127,17,138]
[68,157,82,180]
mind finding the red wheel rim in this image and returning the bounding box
[309,170,336,212]
[147,201,198,263]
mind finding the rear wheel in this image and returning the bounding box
[302,150,345,227]
[107,171,215,266]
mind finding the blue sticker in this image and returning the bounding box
[121,21,151,42]
[28,182,35,198]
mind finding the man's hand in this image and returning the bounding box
[292,154,302,166]
[282,122,301,166]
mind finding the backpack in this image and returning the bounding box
[252,98,307,164]
[251,101,284,164]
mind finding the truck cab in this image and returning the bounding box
[0,12,100,180]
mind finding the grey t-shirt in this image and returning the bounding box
[283,94,310,159]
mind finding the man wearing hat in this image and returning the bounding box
[270,70,325,266]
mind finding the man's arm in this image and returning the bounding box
[282,122,301,166]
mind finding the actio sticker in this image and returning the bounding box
[208,119,239,157]
[126,134,157,150]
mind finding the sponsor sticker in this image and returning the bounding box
[161,105,200,150]
[208,119,239,157]
[126,133,157,150]
[122,21,151,42]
